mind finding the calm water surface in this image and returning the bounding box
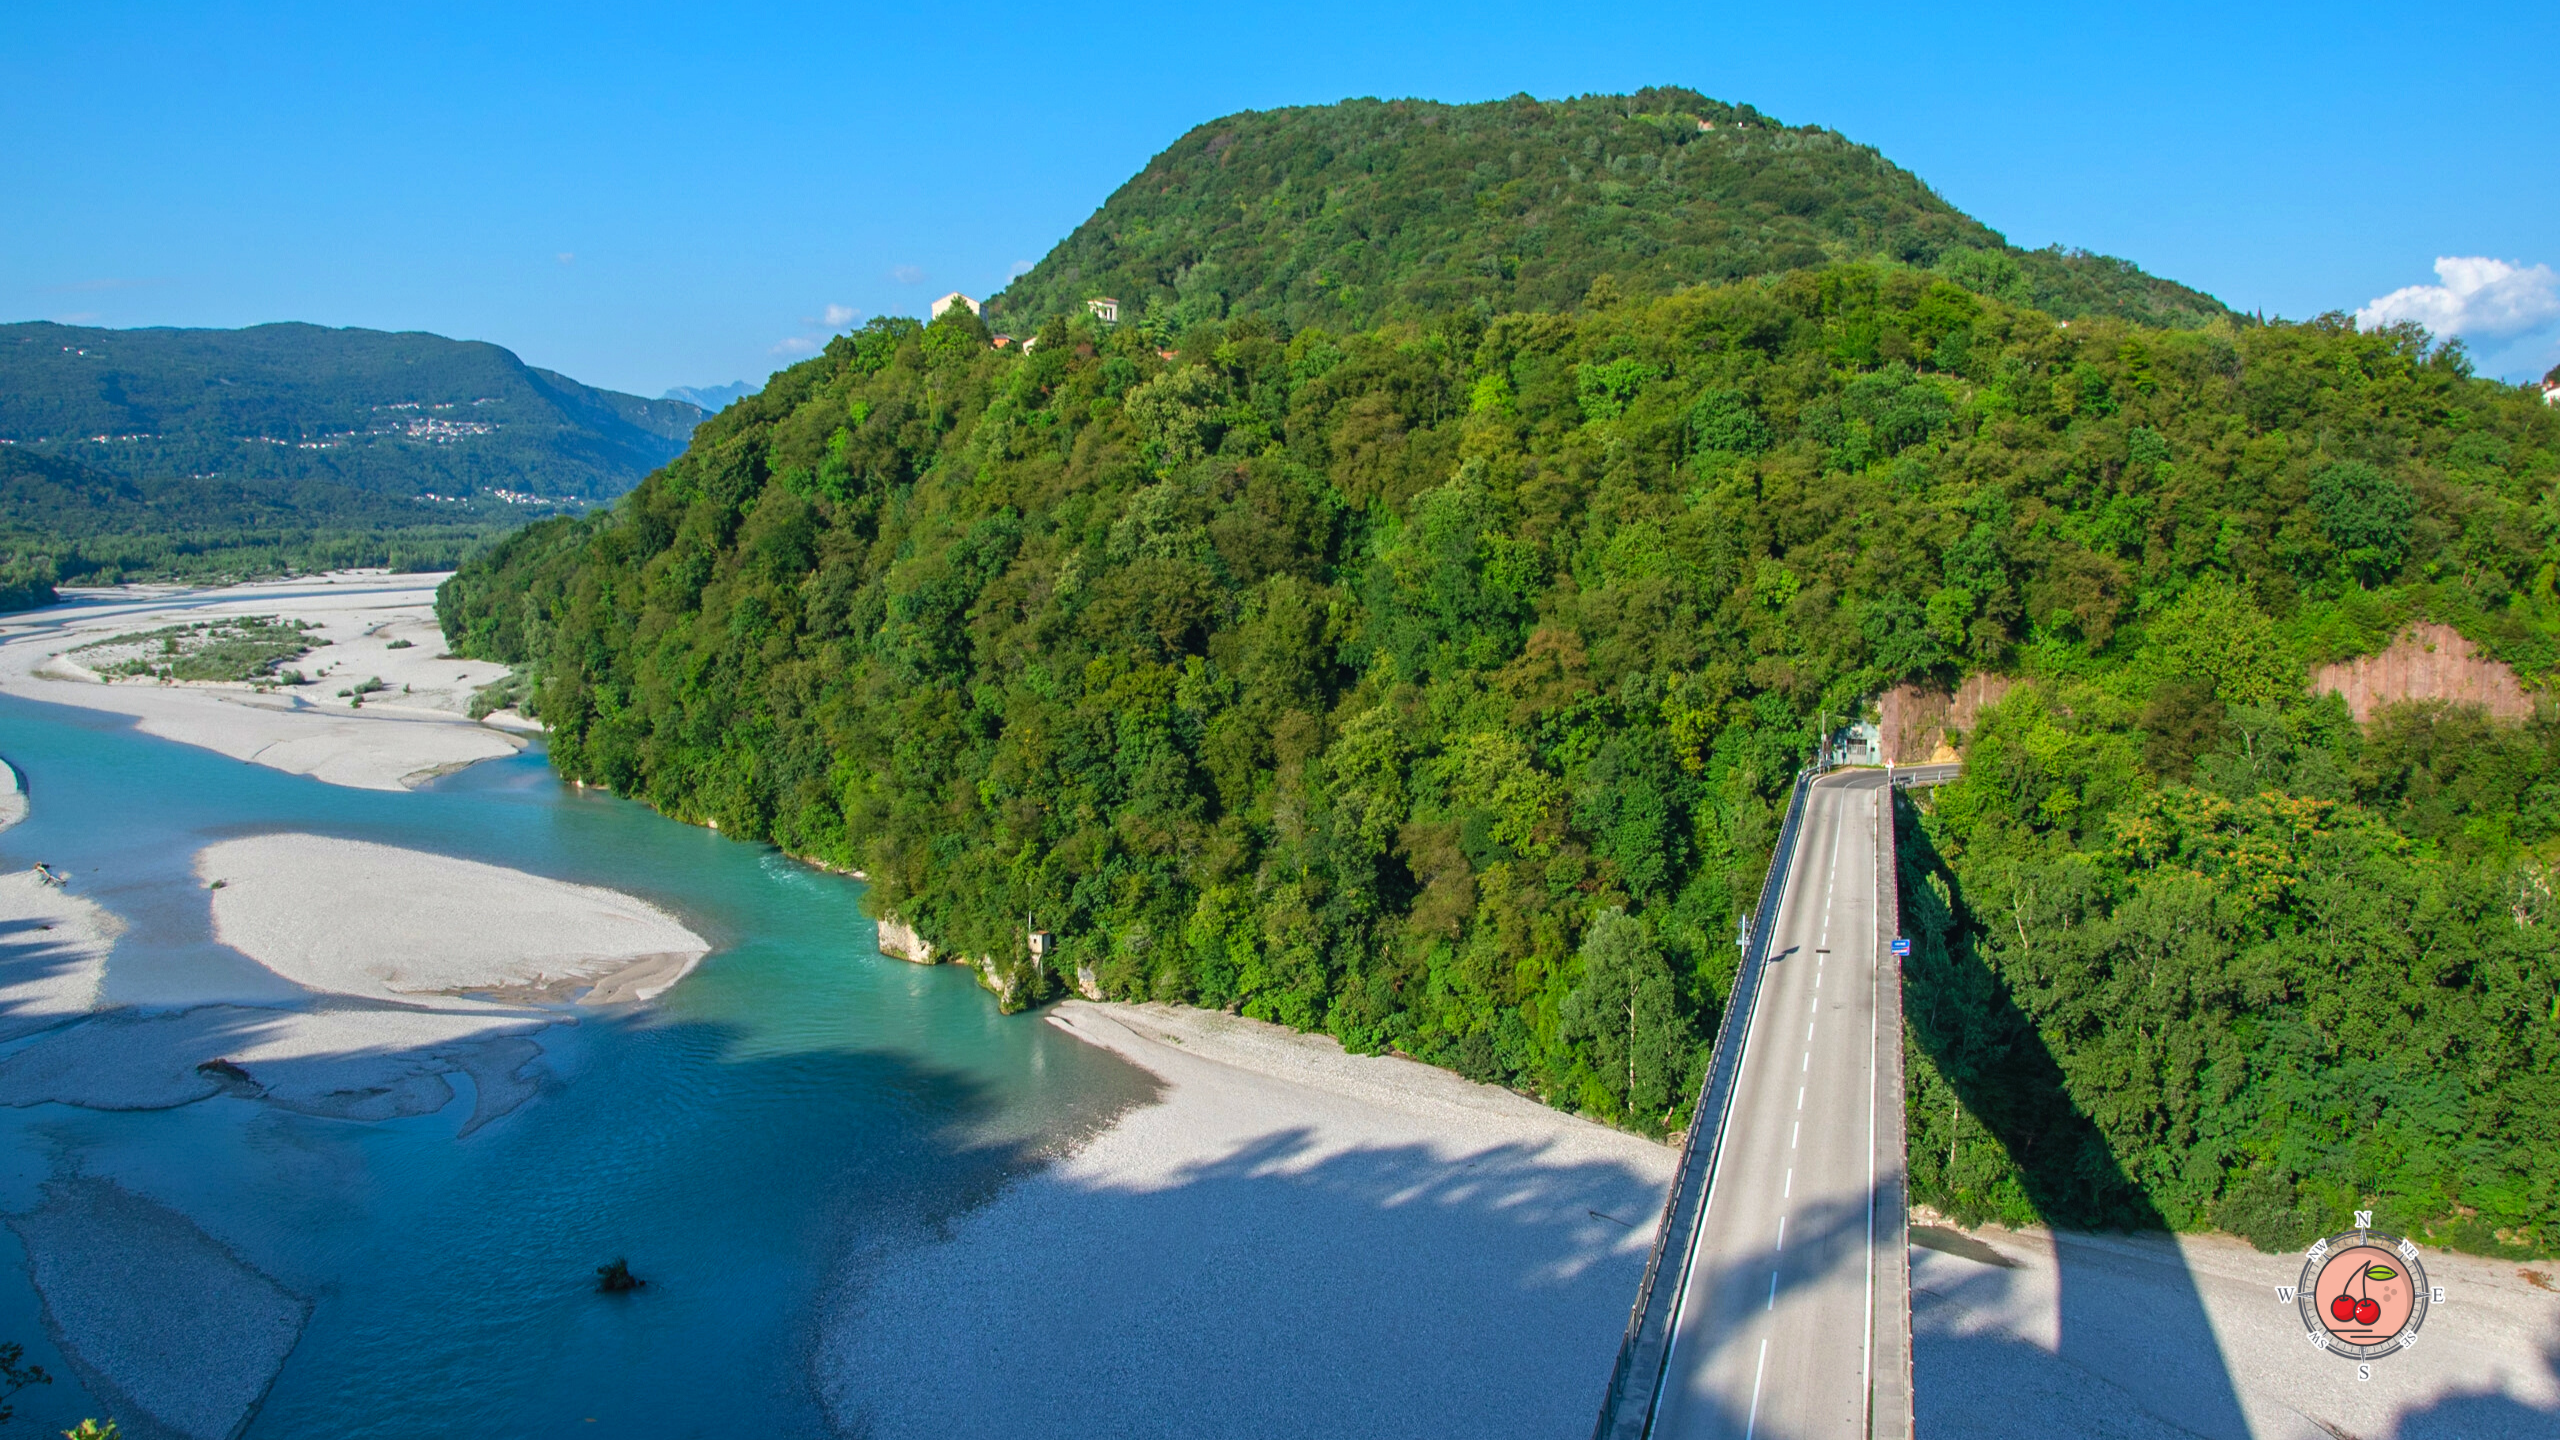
[0,692,1152,1437]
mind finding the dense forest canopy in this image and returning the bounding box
[988,88,2229,338]
[0,322,705,594]
[0,446,522,594]
[444,257,2560,1255]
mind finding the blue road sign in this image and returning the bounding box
[1890,937,1911,956]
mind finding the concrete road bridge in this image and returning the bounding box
[1595,762,1960,1440]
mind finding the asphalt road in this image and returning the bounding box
[1653,768,1896,1439]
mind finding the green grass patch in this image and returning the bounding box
[74,616,324,684]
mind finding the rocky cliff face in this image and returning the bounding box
[875,916,933,964]
[2313,623,2536,723]
[1877,674,2016,763]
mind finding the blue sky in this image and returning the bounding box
[7,2,2555,396]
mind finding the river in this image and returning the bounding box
[0,690,1154,1437]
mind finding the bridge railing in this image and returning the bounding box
[1590,760,1824,1440]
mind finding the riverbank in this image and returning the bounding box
[819,999,1674,1440]
[1911,1210,2560,1438]
[0,571,526,791]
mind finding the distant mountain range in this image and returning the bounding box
[663,381,760,412]
[0,321,702,502]
[0,321,710,587]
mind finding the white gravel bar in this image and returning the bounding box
[0,867,117,1041]
[819,1000,1676,1440]
[11,1178,308,1440]
[0,756,24,831]
[0,573,525,791]
[198,833,709,1005]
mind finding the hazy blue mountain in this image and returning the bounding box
[663,381,759,412]
[0,321,704,502]
[0,320,711,588]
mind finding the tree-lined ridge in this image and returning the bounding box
[439,91,2560,1259]
[988,87,2229,338]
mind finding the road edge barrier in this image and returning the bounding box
[1590,762,1822,1440]
[1868,787,1914,1439]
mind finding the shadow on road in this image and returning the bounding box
[1650,1181,1890,1438]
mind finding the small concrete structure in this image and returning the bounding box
[1085,297,1120,324]
[1829,720,1882,766]
[929,292,980,320]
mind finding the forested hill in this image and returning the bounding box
[0,321,702,502]
[443,268,2560,1257]
[988,89,2228,337]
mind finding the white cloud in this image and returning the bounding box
[2358,257,2560,381]
[890,265,925,285]
[822,303,858,327]
[1009,259,1036,278]
[770,336,817,356]
[556,252,576,265]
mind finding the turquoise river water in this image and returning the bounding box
[0,688,1155,1437]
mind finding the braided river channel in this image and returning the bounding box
[0,690,1155,1437]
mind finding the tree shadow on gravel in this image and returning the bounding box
[0,915,108,1041]
[822,1121,1672,1440]
[2393,1337,2560,1439]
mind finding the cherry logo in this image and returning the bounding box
[2297,1229,2433,1360]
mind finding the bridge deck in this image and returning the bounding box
[1650,769,1907,1439]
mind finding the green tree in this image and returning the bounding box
[1559,909,1690,1124]
[2310,459,2416,584]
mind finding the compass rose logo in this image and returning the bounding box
[2285,1212,2443,1366]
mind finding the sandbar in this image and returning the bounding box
[0,867,117,1041]
[199,833,709,1005]
[819,1000,1674,1440]
[0,572,527,791]
[0,832,704,1132]
[11,1177,308,1440]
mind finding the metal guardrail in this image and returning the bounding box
[1590,761,1824,1440]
